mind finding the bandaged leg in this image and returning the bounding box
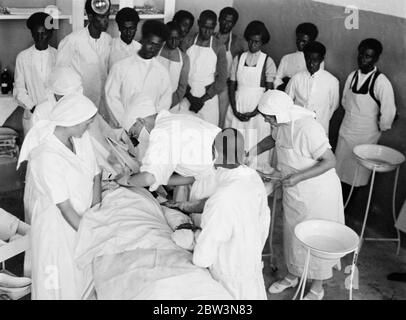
[162,206,199,251]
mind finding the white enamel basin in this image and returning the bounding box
[294,219,359,260]
[353,144,405,172]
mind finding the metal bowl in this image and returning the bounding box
[353,144,405,173]
[294,219,359,260]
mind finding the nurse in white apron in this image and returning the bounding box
[157,22,190,110]
[226,21,276,168]
[335,39,397,189]
[248,90,344,300]
[178,10,228,126]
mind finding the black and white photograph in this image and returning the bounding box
[0,0,405,304]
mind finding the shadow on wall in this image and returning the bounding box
[232,0,406,232]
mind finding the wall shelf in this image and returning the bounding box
[0,14,71,20]
[84,14,165,20]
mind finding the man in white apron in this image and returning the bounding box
[274,23,324,92]
[214,7,246,128]
[178,10,228,126]
[56,0,112,115]
[226,20,276,169]
[105,20,172,131]
[335,38,397,195]
[108,7,141,71]
[157,22,190,109]
[13,12,57,136]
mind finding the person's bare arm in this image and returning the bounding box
[92,173,102,207]
[282,149,336,187]
[246,135,275,164]
[56,200,82,231]
[126,171,156,187]
[164,198,208,214]
[167,173,195,186]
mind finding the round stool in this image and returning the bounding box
[292,219,359,300]
[344,144,405,261]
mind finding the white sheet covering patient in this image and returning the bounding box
[75,187,232,300]
[193,129,270,300]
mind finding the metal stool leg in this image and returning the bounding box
[268,188,278,270]
[344,165,359,210]
[349,250,358,300]
[392,167,401,255]
[358,168,377,254]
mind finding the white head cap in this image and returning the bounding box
[258,90,315,123]
[18,93,97,168]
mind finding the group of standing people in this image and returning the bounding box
[7,0,398,300]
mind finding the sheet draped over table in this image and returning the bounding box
[75,187,232,300]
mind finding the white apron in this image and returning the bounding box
[157,47,183,94]
[29,135,95,299]
[335,71,381,186]
[225,51,270,168]
[157,47,183,112]
[276,118,344,280]
[218,35,234,128]
[178,36,219,125]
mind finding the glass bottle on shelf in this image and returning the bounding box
[1,68,12,95]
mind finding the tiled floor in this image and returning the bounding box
[1,188,406,300]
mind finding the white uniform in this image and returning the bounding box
[14,45,57,135]
[27,132,99,299]
[140,110,221,200]
[56,27,112,109]
[193,166,270,300]
[286,69,339,135]
[108,37,141,71]
[105,54,172,131]
[335,68,396,186]
[225,51,271,167]
[178,36,220,125]
[274,116,344,279]
[274,51,325,88]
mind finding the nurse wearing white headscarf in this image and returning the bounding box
[248,90,344,300]
[18,93,100,300]
[32,66,84,124]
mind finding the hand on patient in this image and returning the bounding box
[163,199,207,214]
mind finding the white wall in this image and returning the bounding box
[312,0,406,19]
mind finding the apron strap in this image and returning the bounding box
[158,44,164,57]
[228,34,232,52]
[177,48,183,65]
